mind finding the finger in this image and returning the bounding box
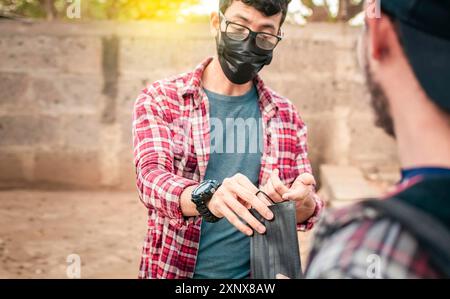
[276,274,290,279]
[283,184,314,201]
[227,181,274,220]
[221,178,251,209]
[234,173,259,193]
[257,185,273,206]
[283,186,311,201]
[220,203,254,236]
[224,196,266,234]
[266,179,283,203]
[228,180,263,206]
[249,193,274,221]
[271,169,289,195]
[297,173,316,186]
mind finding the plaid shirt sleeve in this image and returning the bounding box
[291,108,324,232]
[133,87,198,224]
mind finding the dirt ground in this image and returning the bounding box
[0,190,313,279]
[0,190,147,279]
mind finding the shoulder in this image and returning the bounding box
[133,71,192,117]
[306,203,432,278]
[137,72,191,105]
[265,87,306,127]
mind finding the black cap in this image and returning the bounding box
[380,0,450,113]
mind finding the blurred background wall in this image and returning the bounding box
[0,20,399,190]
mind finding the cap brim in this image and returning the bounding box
[398,22,450,113]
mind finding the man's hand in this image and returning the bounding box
[207,173,274,236]
[283,173,316,202]
[260,169,289,203]
[261,169,317,223]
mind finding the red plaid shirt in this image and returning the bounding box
[133,57,323,279]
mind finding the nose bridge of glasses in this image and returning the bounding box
[220,12,263,37]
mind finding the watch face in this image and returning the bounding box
[195,181,211,195]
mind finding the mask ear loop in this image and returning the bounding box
[255,190,276,205]
[218,10,226,32]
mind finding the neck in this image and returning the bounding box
[387,71,450,170]
[202,56,253,96]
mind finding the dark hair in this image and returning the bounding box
[219,0,291,26]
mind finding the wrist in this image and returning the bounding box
[305,193,317,210]
[191,180,222,223]
[295,192,316,211]
[180,185,199,217]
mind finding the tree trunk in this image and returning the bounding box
[337,0,364,21]
[39,0,57,20]
[106,0,119,20]
[301,0,330,22]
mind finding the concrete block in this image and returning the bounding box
[34,150,101,188]
[118,146,136,190]
[61,115,101,149]
[31,76,102,113]
[319,164,380,204]
[97,123,122,187]
[120,37,214,75]
[0,36,60,72]
[0,151,26,182]
[303,112,352,169]
[0,35,101,74]
[347,113,398,166]
[58,37,102,75]
[263,73,338,114]
[335,80,374,114]
[0,116,60,147]
[0,72,30,107]
[300,116,337,176]
[269,38,338,75]
[120,113,133,146]
[117,80,147,115]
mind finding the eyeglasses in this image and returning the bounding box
[219,12,283,51]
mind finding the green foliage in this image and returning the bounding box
[0,0,47,18]
[0,0,200,20]
[113,0,199,20]
[0,0,363,22]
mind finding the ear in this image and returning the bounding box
[210,11,220,36]
[366,13,397,62]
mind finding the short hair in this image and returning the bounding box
[219,0,291,26]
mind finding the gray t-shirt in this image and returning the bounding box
[193,85,263,279]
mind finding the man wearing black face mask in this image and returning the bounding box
[133,0,323,279]
[215,11,275,85]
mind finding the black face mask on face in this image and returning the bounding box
[216,30,274,85]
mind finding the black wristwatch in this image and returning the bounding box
[191,180,222,223]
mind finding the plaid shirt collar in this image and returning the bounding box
[181,57,278,119]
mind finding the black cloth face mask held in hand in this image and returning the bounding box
[216,26,274,85]
[249,190,303,279]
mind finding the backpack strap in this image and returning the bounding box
[363,199,450,277]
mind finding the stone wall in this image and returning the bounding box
[0,20,399,190]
